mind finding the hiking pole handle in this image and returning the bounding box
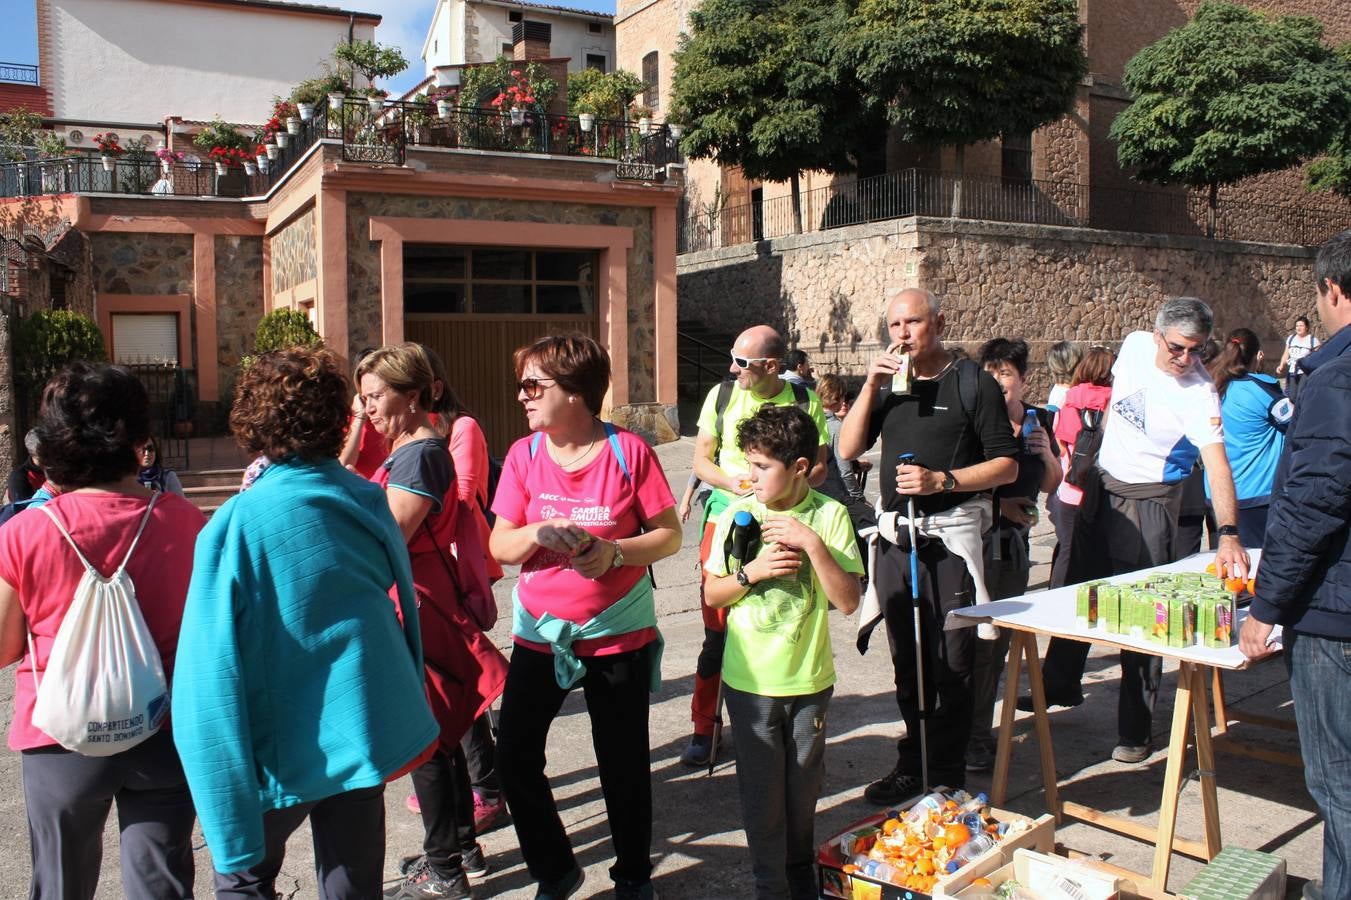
[897,454,921,600]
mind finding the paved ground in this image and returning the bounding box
[0,436,1321,898]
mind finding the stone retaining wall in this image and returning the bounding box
[677,217,1318,399]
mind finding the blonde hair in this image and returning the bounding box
[355,342,437,409]
[815,373,847,409]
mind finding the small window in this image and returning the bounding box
[588,22,602,33]
[585,53,607,72]
[508,10,522,22]
[642,51,659,110]
[112,313,178,364]
[1002,131,1032,183]
[502,42,513,55]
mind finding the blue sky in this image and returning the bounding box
[0,0,617,98]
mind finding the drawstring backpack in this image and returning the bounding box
[27,495,170,756]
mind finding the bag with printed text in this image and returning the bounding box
[28,496,170,756]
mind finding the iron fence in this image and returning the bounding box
[338,98,684,171]
[679,167,1350,252]
[0,62,38,85]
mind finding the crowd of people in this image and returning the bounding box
[0,228,1347,900]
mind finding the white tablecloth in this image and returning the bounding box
[944,550,1281,671]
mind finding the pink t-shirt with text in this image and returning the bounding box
[492,426,675,657]
[0,491,206,750]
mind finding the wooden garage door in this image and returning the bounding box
[403,244,600,457]
[407,315,596,457]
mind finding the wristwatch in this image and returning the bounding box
[736,569,752,588]
[941,470,957,493]
[1216,524,1240,538]
[610,540,626,569]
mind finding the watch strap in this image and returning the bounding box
[736,568,751,587]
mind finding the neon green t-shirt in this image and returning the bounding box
[704,490,865,697]
[695,381,830,519]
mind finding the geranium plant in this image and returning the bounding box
[208,146,250,169]
[155,147,184,164]
[461,57,558,113]
[491,68,537,111]
[93,133,124,156]
[193,116,252,156]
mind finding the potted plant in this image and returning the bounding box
[575,99,596,133]
[365,87,387,114]
[334,38,408,107]
[255,144,269,172]
[429,86,455,118]
[154,145,183,174]
[632,104,654,132]
[34,131,67,191]
[329,90,346,110]
[93,132,123,170]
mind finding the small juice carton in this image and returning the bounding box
[1150,596,1170,644]
[1100,585,1121,635]
[1076,581,1103,630]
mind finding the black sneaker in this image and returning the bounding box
[1015,690,1083,712]
[679,733,713,767]
[615,877,657,899]
[965,740,996,773]
[386,858,471,900]
[462,844,489,879]
[536,865,585,900]
[863,765,924,806]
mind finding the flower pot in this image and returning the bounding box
[286,117,299,135]
[329,92,345,110]
[669,123,684,138]
[265,144,278,160]
[244,161,258,176]
[638,117,651,132]
[436,99,452,118]
[101,155,115,172]
[579,113,595,133]
[510,107,526,126]
[215,162,228,176]
[367,96,383,114]
[298,103,315,121]
[258,157,270,174]
[275,132,289,148]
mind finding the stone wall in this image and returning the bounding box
[344,191,658,403]
[0,296,14,482]
[214,235,265,426]
[269,208,316,295]
[91,233,194,295]
[677,217,1320,399]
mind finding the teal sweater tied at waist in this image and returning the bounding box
[513,575,664,691]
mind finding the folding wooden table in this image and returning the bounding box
[945,551,1286,894]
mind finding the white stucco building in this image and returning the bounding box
[35,0,379,150]
[420,0,614,74]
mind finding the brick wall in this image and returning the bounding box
[0,84,52,117]
[677,216,1321,400]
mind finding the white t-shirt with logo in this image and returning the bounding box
[1286,333,1319,375]
[1098,331,1224,485]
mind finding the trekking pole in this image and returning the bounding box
[707,679,724,777]
[898,453,929,793]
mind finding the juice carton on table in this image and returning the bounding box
[1076,581,1104,630]
[1100,585,1121,635]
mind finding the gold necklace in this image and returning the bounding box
[552,420,600,468]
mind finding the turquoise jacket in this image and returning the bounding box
[172,458,438,873]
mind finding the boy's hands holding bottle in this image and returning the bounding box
[739,516,817,585]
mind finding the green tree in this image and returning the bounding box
[239,308,322,371]
[671,0,878,234]
[843,0,1085,213]
[334,39,409,87]
[0,109,42,162]
[15,310,107,406]
[1111,1,1351,237]
[1308,46,1351,198]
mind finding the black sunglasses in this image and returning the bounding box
[517,377,557,400]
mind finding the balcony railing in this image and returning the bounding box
[335,97,684,171]
[0,62,39,85]
[679,167,1350,252]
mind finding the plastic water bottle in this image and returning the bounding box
[727,510,760,573]
[902,791,949,825]
[1021,408,1039,450]
[959,812,986,833]
[850,855,899,884]
[955,791,988,815]
[944,833,998,873]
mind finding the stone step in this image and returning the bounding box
[178,468,246,489]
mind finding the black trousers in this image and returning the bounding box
[213,785,386,900]
[21,728,195,900]
[460,713,500,801]
[497,643,655,886]
[411,747,476,874]
[874,536,976,789]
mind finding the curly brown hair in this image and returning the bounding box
[231,347,350,461]
[36,362,150,489]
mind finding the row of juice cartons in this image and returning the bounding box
[1075,572,1237,648]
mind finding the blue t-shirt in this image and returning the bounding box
[1204,374,1286,506]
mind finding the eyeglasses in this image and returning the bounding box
[730,353,777,369]
[1162,338,1202,359]
[516,377,557,400]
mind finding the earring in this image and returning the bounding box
[569,395,577,403]
[409,402,417,415]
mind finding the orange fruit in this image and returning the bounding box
[1205,561,1217,575]
[1247,577,1256,595]
[943,823,972,846]
[1224,576,1246,593]
[973,878,993,887]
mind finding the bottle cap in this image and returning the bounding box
[733,510,754,526]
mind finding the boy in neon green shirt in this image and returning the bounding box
[705,405,863,900]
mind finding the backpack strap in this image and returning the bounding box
[790,381,810,411]
[710,379,735,466]
[37,493,160,577]
[529,432,543,459]
[955,358,980,423]
[603,421,631,481]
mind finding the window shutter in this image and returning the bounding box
[112,313,178,364]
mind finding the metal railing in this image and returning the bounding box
[679,167,1350,252]
[338,98,684,171]
[676,331,733,406]
[0,62,39,85]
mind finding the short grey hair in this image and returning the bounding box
[1155,297,1214,339]
[1046,341,1084,381]
[23,429,40,458]
[890,288,942,318]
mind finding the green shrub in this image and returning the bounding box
[15,310,106,386]
[239,308,322,371]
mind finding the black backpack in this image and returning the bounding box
[478,455,503,527]
[710,378,812,466]
[1066,408,1105,488]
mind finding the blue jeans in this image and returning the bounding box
[1287,630,1351,899]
